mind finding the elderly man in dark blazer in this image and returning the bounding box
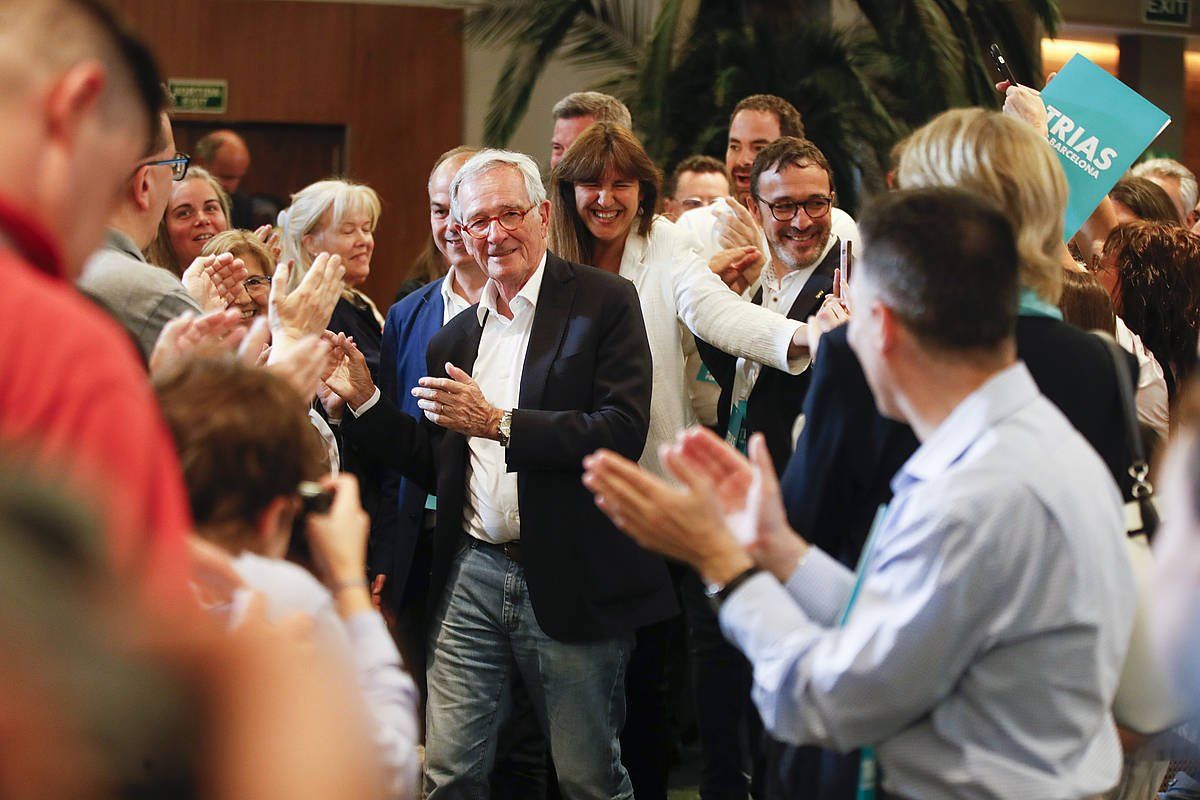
[327,149,671,800]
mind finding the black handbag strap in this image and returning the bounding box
[1095,332,1153,502]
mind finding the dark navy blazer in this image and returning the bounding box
[371,278,450,603]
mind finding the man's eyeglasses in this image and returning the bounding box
[243,275,271,292]
[460,205,535,239]
[752,194,834,222]
[141,152,191,182]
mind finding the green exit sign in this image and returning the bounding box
[168,79,228,113]
[1145,0,1191,25]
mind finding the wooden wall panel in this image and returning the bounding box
[110,0,464,306]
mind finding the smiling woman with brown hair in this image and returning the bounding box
[547,122,812,478]
[145,166,231,275]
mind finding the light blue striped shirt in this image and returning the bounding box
[720,362,1137,799]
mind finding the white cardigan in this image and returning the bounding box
[616,216,804,477]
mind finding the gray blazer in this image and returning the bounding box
[78,229,201,360]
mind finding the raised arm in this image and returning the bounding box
[669,227,808,374]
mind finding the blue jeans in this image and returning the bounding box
[425,539,635,800]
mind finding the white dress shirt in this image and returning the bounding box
[727,238,837,416]
[719,363,1136,800]
[440,265,475,325]
[618,217,807,477]
[461,254,547,543]
[1114,315,1170,439]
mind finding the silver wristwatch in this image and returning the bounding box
[498,409,513,447]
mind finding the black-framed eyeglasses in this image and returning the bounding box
[141,152,191,181]
[752,194,834,222]
[243,275,271,292]
[460,205,535,239]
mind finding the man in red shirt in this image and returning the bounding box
[0,0,190,598]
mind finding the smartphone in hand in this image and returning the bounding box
[989,43,1019,87]
[840,240,853,289]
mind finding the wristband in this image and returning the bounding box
[704,565,762,610]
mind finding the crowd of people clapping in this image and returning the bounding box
[4,2,1200,799]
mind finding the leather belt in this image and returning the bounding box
[476,538,523,564]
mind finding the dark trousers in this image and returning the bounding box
[680,570,762,799]
[620,615,676,800]
[757,738,861,800]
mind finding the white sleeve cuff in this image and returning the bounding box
[349,387,382,418]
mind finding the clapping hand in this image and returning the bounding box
[266,333,333,399]
[582,428,808,583]
[669,429,808,580]
[149,308,247,377]
[716,198,762,251]
[269,253,345,345]
[254,224,283,261]
[321,333,377,412]
[182,252,250,312]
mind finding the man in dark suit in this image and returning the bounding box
[698,137,840,473]
[328,149,673,800]
[371,146,483,655]
[689,136,840,799]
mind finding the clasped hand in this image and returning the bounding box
[412,363,502,440]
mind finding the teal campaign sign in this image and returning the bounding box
[1040,55,1171,240]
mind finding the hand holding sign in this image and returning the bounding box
[1039,54,1170,239]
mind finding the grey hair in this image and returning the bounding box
[1131,158,1199,215]
[449,150,546,223]
[551,91,632,128]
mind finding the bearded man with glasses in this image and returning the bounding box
[325,149,670,799]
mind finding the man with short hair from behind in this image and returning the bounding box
[550,90,632,168]
[195,128,253,227]
[1131,157,1198,226]
[78,109,204,360]
[585,186,1137,800]
[0,0,192,599]
[663,155,730,221]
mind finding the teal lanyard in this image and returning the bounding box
[844,504,891,800]
[1017,288,1063,320]
[726,399,750,454]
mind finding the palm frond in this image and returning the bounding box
[635,0,685,160]
[968,0,1046,88]
[461,0,580,43]
[931,0,1001,107]
[479,2,583,145]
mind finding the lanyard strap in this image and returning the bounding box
[843,504,891,800]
